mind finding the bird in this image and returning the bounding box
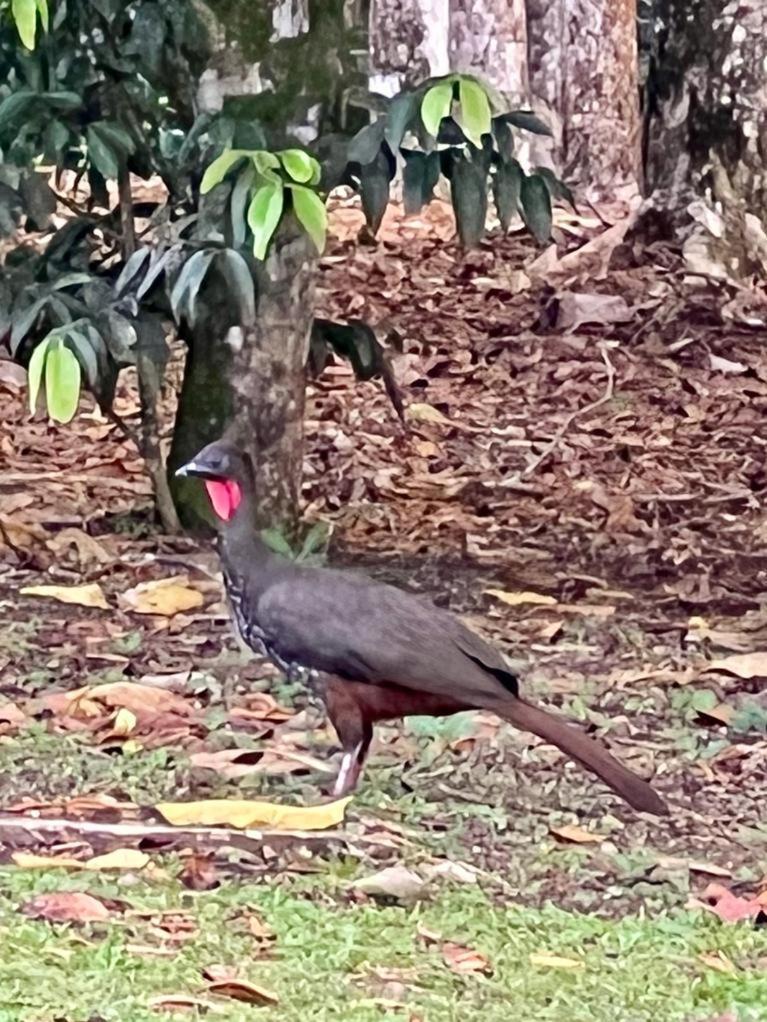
[177,438,667,816]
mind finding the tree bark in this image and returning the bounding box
[643,0,767,279]
[368,0,450,95]
[527,0,641,194]
[448,0,528,104]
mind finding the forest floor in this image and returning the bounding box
[1,198,767,1021]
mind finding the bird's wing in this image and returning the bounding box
[255,568,515,704]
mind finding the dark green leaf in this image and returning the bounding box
[499,110,553,136]
[451,153,488,247]
[534,166,577,210]
[115,248,151,296]
[260,528,295,558]
[247,181,284,260]
[0,91,37,131]
[65,326,100,388]
[291,186,327,254]
[493,160,523,231]
[402,150,440,216]
[384,91,418,151]
[44,91,82,113]
[91,121,135,157]
[99,311,138,363]
[359,150,391,233]
[136,247,177,300]
[311,318,404,421]
[421,81,453,139]
[42,119,69,162]
[520,173,552,243]
[10,294,48,354]
[170,249,216,324]
[230,164,255,247]
[19,171,55,229]
[347,119,385,165]
[217,249,256,326]
[45,337,81,422]
[492,118,514,162]
[86,125,120,180]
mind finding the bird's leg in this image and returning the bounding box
[333,725,373,796]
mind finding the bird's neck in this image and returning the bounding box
[216,503,290,596]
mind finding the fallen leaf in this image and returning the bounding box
[46,528,112,567]
[190,747,332,779]
[352,865,425,902]
[119,576,204,616]
[0,359,27,393]
[699,952,738,975]
[485,589,556,607]
[693,882,764,923]
[155,796,352,831]
[0,701,26,727]
[21,891,111,922]
[696,702,735,726]
[208,980,279,1006]
[13,848,148,871]
[529,952,584,969]
[19,583,109,610]
[706,653,767,680]
[550,824,605,845]
[709,353,747,375]
[556,291,634,331]
[64,681,192,717]
[407,402,452,425]
[111,707,138,736]
[149,994,220,1013]
[442,942,492,975]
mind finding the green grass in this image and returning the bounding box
[0,866,765,1022]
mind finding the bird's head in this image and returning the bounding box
[175,439,252,522]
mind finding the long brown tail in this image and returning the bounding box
[497,697,668,815]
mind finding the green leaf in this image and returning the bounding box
[499,111,553,136]
[279,149,315,184]
[252,150,281,176]
[420,81,453,139]
[493,160,523,231]
[115,248,151,296]
[457,79,491,147]
[520,173,553,244]
[451,153,488,248]
[91,121,135,157]
[347,120,386,165]
[65,326,100,388]
[0,90,36,131]
[359,150,391,234]
[247,181,284,260]
[27,337,49,414]
[10,294,49,354]
[402,150,440,216]
[86,125,120,180]
[169,249,216,323]
[384,91,418,151]
[217,249,256,326]
[200,150,251,194]
[260,527,295,559]
[291,186,327,254]
[42,119,69,162]
[12,0,37,49]
[36,0,49,32]
[535,166,577,210]
[45,338,81,423]
[230,164,255,247]
[492,118,514,162]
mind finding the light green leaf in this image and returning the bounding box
[290,186,327,254]
[27,338,50,414]
[279,149,315,184]
[247,182,284,260]
[457,79,491,147]
[200,150,251,194]
[252,151,281,176]
[45,338,81,423]
[12,0,37,49]
[35,0,48,32]
[420,81,453,139]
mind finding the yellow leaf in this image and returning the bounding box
[119,576,204,616]
[13,848,149,871]
[698,952,737,975]
[550,824,605,845]
[706,652,767,680]
[529,952,583,969]
[407,402,452,426]
[155,796,352,831]
[20,583,109,610]
[485,589,557,607]
[85,848,150,871]
[112,707,137,736]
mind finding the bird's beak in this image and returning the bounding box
[175,460,200,478]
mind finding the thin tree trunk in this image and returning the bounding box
[527,0,641,195]
[448,0,528,104]
[644,0,767,279]
[368,0,450,95]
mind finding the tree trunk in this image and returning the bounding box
[643,0,767,279]
[448,0,528,104]
[230,224,317,532]
[527,0,641,195]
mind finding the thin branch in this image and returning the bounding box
[521,345,616,479]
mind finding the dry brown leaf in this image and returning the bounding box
[21,891,112,922]
[65,681,191,717]
[0,701,26,727]
[485,589,556,607]
[556,291,634,331]
[119,576,204,616]
[550,824,605,845]
[190,747,332,779]
[46,528,112,567]
[706,653,767,680]
[155,796,352,831]
[352,865,425,902]
[699,952,738,975]
[407,402,452,426]
[180,853,220,891]
[529,952,584,969]
[208,979,279,1006]
[696,703,735,726]
[19,583,109,610]
[442,942,492,976]
[0,359,27,393]
[149,994,220,1013]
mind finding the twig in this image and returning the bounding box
[520,345,616,479]
[103,406,142,452]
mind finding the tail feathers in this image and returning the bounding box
[497,697,668,816]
